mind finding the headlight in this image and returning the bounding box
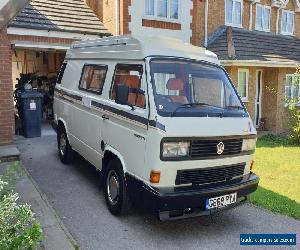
[242,139,256,151]
[162,142,190,158]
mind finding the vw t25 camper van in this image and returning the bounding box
[53,36,259,220]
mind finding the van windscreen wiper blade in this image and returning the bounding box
[170,102,221,117]
[226,105,244,110]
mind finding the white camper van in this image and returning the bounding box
[53,35,259,220]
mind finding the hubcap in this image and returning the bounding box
[107,170,119,205]
[59,133,67,156]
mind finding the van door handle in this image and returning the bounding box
[102,114,109,120]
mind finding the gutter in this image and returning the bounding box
[115,0,119,35]
[276,7,282,35]
[204,0,208,47]
[221,59,299,68]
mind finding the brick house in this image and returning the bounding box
[85,0,300,133]
[0,0,110,144]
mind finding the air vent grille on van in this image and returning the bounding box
[175,163,246,185]
[190,138,243,158]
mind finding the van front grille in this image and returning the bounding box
[175,163,246,185]
[190,138,243,158]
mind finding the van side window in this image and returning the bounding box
[111,64,146,109]
[79,64,108,94]
[56,62,67,84]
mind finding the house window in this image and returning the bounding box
[145,0,155,15]
[256,4,271,32]
[285,74,300,103]
[238,69,249,101]
[144,0,180,20]
[281,10,294,35]
[79,65,108,94]
[225,0,242,27]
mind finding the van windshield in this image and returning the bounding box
[150,59,247,117]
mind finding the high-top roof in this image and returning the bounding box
[66,35,219,64]
[8,0,111,36]
[207,26,300,66]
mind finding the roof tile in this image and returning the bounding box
[9,0,111,36]
[207,26,300,64]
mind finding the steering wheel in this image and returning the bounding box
[156,95,173,104]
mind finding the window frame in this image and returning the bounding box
[255,4,271,32]
[237,69,249,102]
[78,64,108,95]
[109,63,146,109]
[143,0,181,23]
[225,0,243,28]
[281,9,295,36]
[56,62,67,85]
[285,74,300,103]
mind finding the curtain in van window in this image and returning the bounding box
[154,73,176,95]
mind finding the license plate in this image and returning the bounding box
[205,193,237,210]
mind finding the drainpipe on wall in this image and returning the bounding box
[249,1,256,30]
[115,0,119,35]
[204,0,208,47]
[276,7,282,34]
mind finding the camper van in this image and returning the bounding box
[53,35,259,220]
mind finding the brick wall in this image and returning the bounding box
[142,19,181,30]
[263,68,279,131]
[85,0,116,35]
[226,65,296,133]
[8,34,75,45]
[225,66,256,120]
[120,0,131,34]
[0,28,14,144]
[192,0,300,46]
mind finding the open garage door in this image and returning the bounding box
[11,41,69,135]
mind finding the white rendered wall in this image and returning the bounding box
[129,0,193,43]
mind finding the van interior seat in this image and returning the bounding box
[166,78,188,104]
[114,74,145,108]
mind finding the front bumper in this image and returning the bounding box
[127,173,259,220]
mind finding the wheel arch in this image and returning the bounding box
[102,146,127,174]
[57,118,68,132]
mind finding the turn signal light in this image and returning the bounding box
[150,170,161,183]
[250,160,255,172]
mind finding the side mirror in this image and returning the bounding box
[115,84,129,106]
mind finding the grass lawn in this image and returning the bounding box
[250,134,300,220]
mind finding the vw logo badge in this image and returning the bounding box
[216,142,225,155]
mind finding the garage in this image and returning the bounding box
[4,0,110,138]
[11,44,67,135]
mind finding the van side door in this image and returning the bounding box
[71,63,108,169]
[99,63,148,178]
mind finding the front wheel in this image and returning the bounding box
[57,126,74,164]
[104,159,131,215]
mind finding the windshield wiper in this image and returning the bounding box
[226,105,244,110]
[170,102,221,117]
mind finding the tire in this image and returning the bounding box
[104,159,131,215]
[57,126,74,164]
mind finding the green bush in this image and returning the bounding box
[0,164,42,250]
[288,103,300,145]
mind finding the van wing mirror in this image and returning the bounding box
[115,84,130,106]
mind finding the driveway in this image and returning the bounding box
[16,125,300,250]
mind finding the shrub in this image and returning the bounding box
[288,104,300,144]
[0,164,42,250]
[287,67,300,145]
